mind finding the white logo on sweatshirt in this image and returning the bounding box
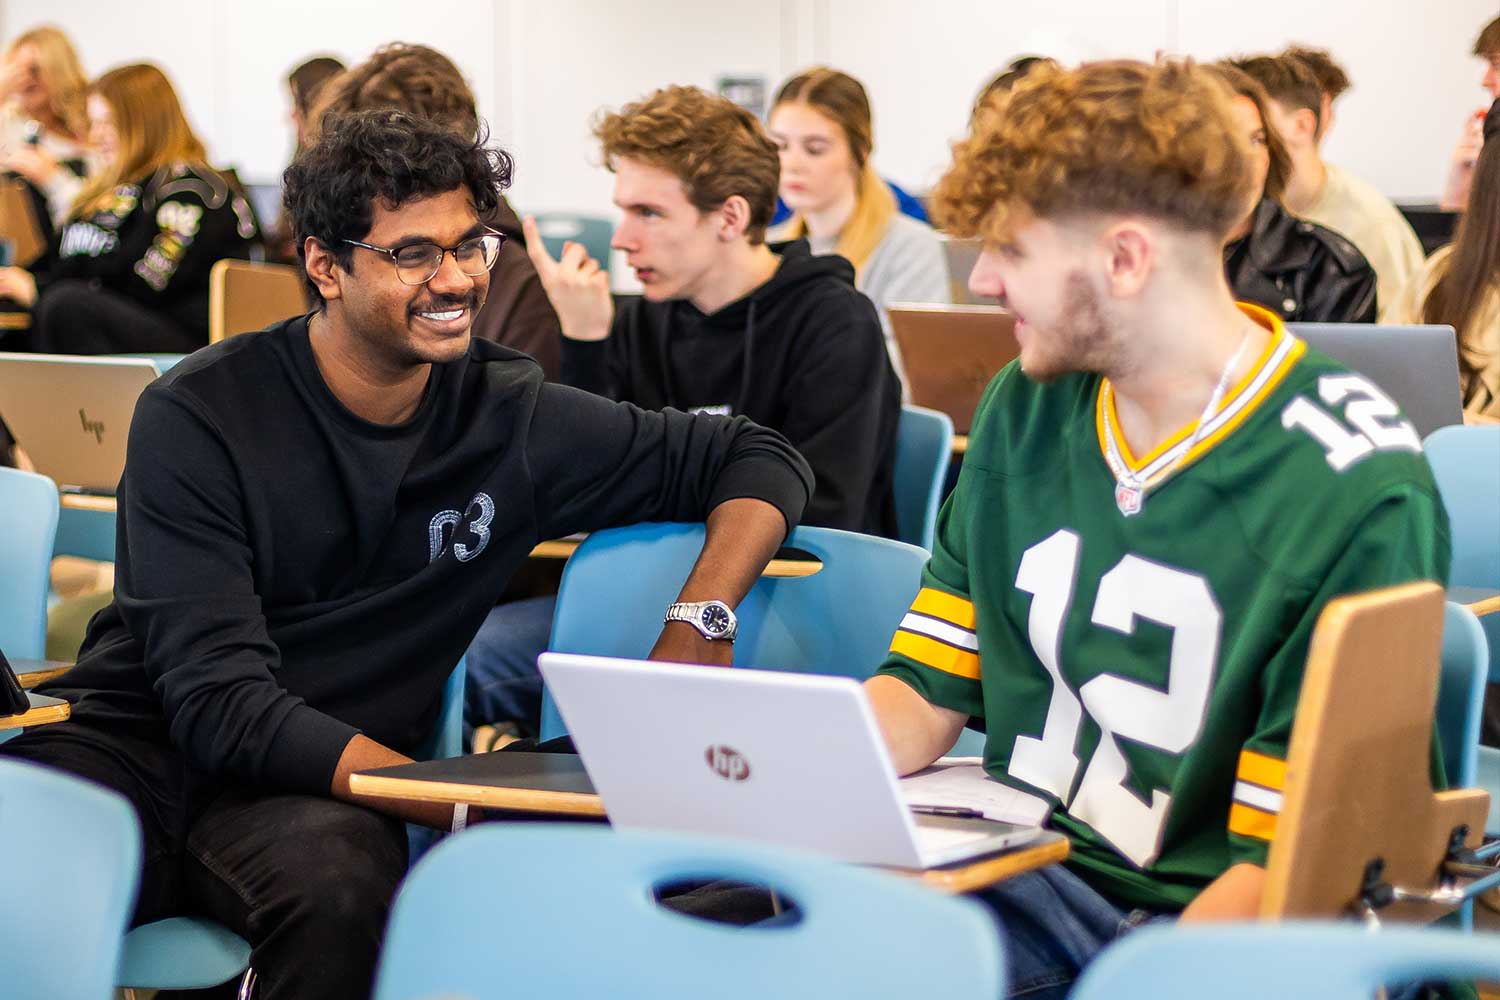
[428,492,495,563]
[689,404,732,417]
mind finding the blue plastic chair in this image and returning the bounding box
[539,523,929,740]
[1425,425,1500,835]
[531,213,614,268]
[1436,601,1489,930]
[894,404,953,550]
[1426,426,1500,591]
[0,467,59,660]
[372,823,1003,1000]
[1070,923,1500,1000]
[0,758,142,1000]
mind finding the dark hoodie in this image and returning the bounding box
[562,240,900,536]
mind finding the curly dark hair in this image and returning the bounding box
[282,108,512,303]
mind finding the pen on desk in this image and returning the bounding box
[909,804,985,819]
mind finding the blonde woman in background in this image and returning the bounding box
[0,25,91,229]
[769,67,949,390]
[1399,98,1500,425]
[0,63,257,353]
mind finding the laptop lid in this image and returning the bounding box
[1290,324,1464,438]
[0,353,161,494]
[539,653,1035,868]
[889,303,1018,434]
[940,237,987,305]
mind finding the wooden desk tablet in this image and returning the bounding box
[49,505,825,578]
[351,752,1068,891]
[1,691,70,729]
[1449,585,1500,619]
[353,752,607,818]
[11,658,71,689]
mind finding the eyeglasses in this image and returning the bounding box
[342,231,506,286]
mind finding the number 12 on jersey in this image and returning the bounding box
[1010,529,1222,867]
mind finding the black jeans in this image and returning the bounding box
[30,279,204,355]
[1,720,408,1000]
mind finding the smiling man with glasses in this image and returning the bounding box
[4,108,813,1000]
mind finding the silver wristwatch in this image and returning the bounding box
[664,600,738,642]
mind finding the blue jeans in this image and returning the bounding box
[463,595,557,732]
[972,864,1148,999]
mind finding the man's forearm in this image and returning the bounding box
[672,497,787,605]
[648,497,787,665]
[330,734,463,830]
[866,674,968,775]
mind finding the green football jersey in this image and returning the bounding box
[877,308,1451,912]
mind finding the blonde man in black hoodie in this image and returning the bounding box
[465,84,899,736]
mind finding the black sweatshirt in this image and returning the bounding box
[31,162,259,340]
[41,316,812,793]
[562,241,900,537]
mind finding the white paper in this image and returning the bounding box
[900,759,1051,827]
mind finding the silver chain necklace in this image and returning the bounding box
[1101,329,1253,517]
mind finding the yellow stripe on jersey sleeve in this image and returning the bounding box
[1236,749,1287,791]
[1228,802,1278,842]
[909,587,976,630]
[889,630,982,680]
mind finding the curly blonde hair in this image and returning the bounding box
[932,59,1255,244]
[594,85,779,244]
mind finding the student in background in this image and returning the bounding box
[1400,97,1500,425]
[463,84,899,738]
[287,54,344,153]
[1234,54,1421,322]
[0,63,257,354]
[1281,45,1350,142]
[768,67,949,390]
[310,43,561,378]
[0,25,90,231]
[1442,16,1499,211]
[971,55,1056,123]
[1213,63,1376,323]
[262,55,346,264]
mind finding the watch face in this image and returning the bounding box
[699,603,732,636]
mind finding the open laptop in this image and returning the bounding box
[940,236,986,305]
[889,303,1018,434]
[1290,323,1463,438]
[538,652,1040,869]
[0,353,162,494]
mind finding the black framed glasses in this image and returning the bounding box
[342,230,506,285]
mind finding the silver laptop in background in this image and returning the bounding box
[0,353,162,494]
[538,653,1039,869]
[940,236,987,305]
[1290,324,1464,438]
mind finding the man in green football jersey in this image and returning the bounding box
[867,60,1449,997]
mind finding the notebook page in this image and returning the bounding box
[899,758,1050,826]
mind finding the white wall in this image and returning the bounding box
[4,0,1496,217]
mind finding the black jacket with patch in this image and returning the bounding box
[1224,198,1378,324]
[32,162,259,340]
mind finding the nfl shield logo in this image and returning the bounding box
[1114,482,1143,516]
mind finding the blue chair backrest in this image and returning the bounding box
[372,823,1002,1000]
[1438,601,1488,791]
[894,405,953,550]
[1424,425,1500,591]
[1070,922,1500,1000]
[540,523,928,739]
[531,213,614,268]
[0,758,141,1000]
[0,467,59,659]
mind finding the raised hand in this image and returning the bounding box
[522,216,614,342]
